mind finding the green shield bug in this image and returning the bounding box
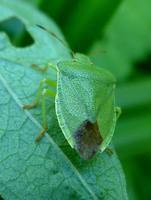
[55,53,119,159]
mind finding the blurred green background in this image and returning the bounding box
[0,0,151,199]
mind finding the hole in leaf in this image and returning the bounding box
[0,17,34,47]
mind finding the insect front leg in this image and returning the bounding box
[31,62,56,73]
[23,78,56,110]
[23,79,44,110]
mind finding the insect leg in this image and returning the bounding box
[35,88,55,142]
[23,79,44,109]
[115,107,122,120]
[23,78,56,109]
[31,64,48,72]
[105,147,114,156]
[31,62,56,73]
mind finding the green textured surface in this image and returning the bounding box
[56,54,117,153]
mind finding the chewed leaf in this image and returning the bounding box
[55,54,117,159]
[74,120,103,160]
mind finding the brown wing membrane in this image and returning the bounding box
[74,120,103,160]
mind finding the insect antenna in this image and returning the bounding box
[36,24,74,58]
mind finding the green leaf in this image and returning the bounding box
[114,111,151,157]
[116,78,151,109]
[0,0,128,199]
[63,0,122,51]
[90,0,151,81]
[39,0,66,19]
